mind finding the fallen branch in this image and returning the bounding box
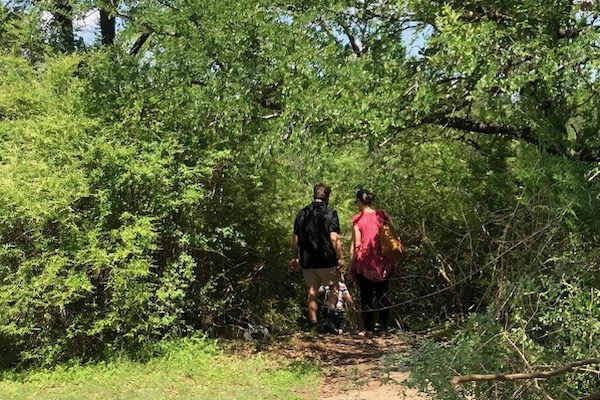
[582,392,600,400]
[452,358,600,385]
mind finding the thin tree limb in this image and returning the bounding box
[129,30,153,56]
[437,116,537,143]
[452,358,600,385]
[431,116,600,162]
[581,392,600,400]
[338,19,363,57]
[502,332,554,400]
[260,113,280,120]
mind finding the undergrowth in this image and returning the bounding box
[0,336,319,400]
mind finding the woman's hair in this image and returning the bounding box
[356,188,374,205]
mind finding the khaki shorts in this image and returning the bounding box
[303,267,342,289]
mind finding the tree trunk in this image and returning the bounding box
[54,0,74,51]
[99,8,116,45]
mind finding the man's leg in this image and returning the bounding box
[306,285,319,324]
[318,267,342,333]
[302,269,321,329]
[313,267,340,311]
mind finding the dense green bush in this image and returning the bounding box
[404,148,600,398]
[0,53,302,366]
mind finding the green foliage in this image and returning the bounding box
[0,336,319,400]
[408,282,600,399]
[0,50,301,365]
[1,4,600,399]
[403,148,600,397]
[0,4,50,62]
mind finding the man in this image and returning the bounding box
[291,183,345,332]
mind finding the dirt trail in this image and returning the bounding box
[270,332,430,400]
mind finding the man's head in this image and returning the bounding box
[313,183,331,203]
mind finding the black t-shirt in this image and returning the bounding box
[293,202,340,269]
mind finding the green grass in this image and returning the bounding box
[0,337,320,400]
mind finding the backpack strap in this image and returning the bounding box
[376,209,391,226]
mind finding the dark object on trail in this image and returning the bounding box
[242,323,270,341]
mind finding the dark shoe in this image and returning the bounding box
[324,311,341,334]
[301,320,319,333]
[323,320,338,334]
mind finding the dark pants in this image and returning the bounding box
[356,273,392,332]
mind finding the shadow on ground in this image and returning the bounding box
[268,332,429,400]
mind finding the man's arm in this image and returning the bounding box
[290,234,300,271]
[329,231,344,268]
[291,211,302,271]
[328,211,344,267]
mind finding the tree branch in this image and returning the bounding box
[582,392,600,400]
[129,30,153,56]
[260,113,281,120]
[437,116,536,143]
[434,116,600,162]
[502,332,554,400]
[338,20,363,57]
[452,358,600,385]
[187,13,227,71]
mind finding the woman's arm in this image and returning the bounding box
[350,224,361,264]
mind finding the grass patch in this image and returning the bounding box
[0,337,320,400]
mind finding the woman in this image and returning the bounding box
[349,189,395,337]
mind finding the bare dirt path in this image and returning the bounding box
[269,332,430,400]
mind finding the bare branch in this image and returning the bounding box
[582,392,600,400]
[433,116,600,162]
[437,116,536,143]
[502,332,554,400]
[338,19,363,57]
[452,358,600,385]
[129,30,153,56]
[260,113,280,120]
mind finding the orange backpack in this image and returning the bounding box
[378,217,404,261]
